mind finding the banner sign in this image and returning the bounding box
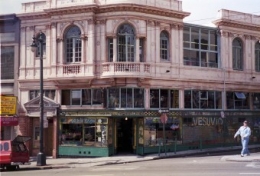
[0,96,17,115]
[0,116,18,126]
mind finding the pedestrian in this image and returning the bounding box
[234,120,251,157]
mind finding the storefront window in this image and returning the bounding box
[143,117,181,146]
[60,117,108,147]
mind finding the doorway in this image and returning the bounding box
[116,118,133,153]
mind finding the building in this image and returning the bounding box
[0,14,20,140]
[16,0,260,158]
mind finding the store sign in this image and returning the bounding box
[192,117,223,126]
[0,95,17,115]
[0,116,18,126]
[61,117,96,124]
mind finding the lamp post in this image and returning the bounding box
[31,32,46,166]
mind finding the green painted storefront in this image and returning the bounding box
[57,110,260,157]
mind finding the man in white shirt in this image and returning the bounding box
[234,121,251,157]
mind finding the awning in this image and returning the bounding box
[235,92,246,99]
[0,116,18,126]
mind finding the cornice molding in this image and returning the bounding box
[17,4,189,21]
[214,20,260,32]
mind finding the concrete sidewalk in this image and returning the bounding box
[20,144,260,170]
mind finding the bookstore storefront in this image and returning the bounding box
[57,110,260,157]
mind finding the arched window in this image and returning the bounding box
[232,38,243,70]
[255,42,260,72]
[117,24,135,62]
[160,31,169,61]
[36,33,46,57]
[65,26,81,63]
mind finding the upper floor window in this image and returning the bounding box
[184,90,221,109]
[61,89,103,106]
[232,38,243,70]
[108,88,144,109]
[117,24,135,62]
[183,26,218,68]
[226,92,249,109]
[1,46,14,79]
[29,90,56,100]
[160,31,169,61]
[65,26,81,63]
[252,93,260,110]
[107,38,113,62]
[36,33,46,57]
[150,89,179,109]
[255,42,260,72]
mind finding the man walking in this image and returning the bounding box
[234,121,251,157]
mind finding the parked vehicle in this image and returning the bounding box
[0,136,31,170]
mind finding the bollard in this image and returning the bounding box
[174,137,177,154]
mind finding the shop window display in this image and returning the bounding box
[60,117,108,147]
[143,117,181,146]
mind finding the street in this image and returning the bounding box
[1,155,260,176]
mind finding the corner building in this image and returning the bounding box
[17,0,260,158]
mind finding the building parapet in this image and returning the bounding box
[21,0,183,13]
[216,9,260,26]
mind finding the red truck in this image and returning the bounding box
[0,136,31,170]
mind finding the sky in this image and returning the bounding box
[0,0,259,26]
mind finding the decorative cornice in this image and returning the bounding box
[214,20,260,33]
[17,4,189,21]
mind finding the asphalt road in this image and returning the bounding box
[1,155,260,176]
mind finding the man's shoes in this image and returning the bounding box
[241,154,244,157]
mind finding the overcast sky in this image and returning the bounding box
[0,0,259,26]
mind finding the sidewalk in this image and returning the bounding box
[20,144,260,170]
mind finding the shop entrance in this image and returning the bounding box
[116,118,133,153]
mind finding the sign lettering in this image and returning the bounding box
[0,96,17,115]
[192,117,223,126]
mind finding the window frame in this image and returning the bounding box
[150,89,179,109]
[183,26,218,68]
[255,42,260,72]
[36,33,46,57]
[64,26,82,63]
[232,38,243,71]
[160,31,170,61]
[117,24,136,62]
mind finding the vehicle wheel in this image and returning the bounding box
[6,165,16,171]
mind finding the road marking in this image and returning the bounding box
[91,166,139,171]
[246,162,260,169]
[239,173,260,175]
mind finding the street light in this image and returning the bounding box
[31,32,46,166]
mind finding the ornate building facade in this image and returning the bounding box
[16,0,260,157]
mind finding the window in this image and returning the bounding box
[160,31,169,61]
[117,24,135,62]
[150,89,179,109]
[144,117,181,146]
[232,38,243,70]
[61,89,104,106]
[183,26,218,68]
[226,92,249,109]
[1,46,14,79]
[107,88,144,109]
[65,26,81,63]
[36,33,46,57]
[29,90,55,100]
[60,117,108,147]
[34,127,40,141]
[139,38,145,62]
[184,90,221,109]
[255,42,260,72]
[252,93,260,109]
[108,38,113,62]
